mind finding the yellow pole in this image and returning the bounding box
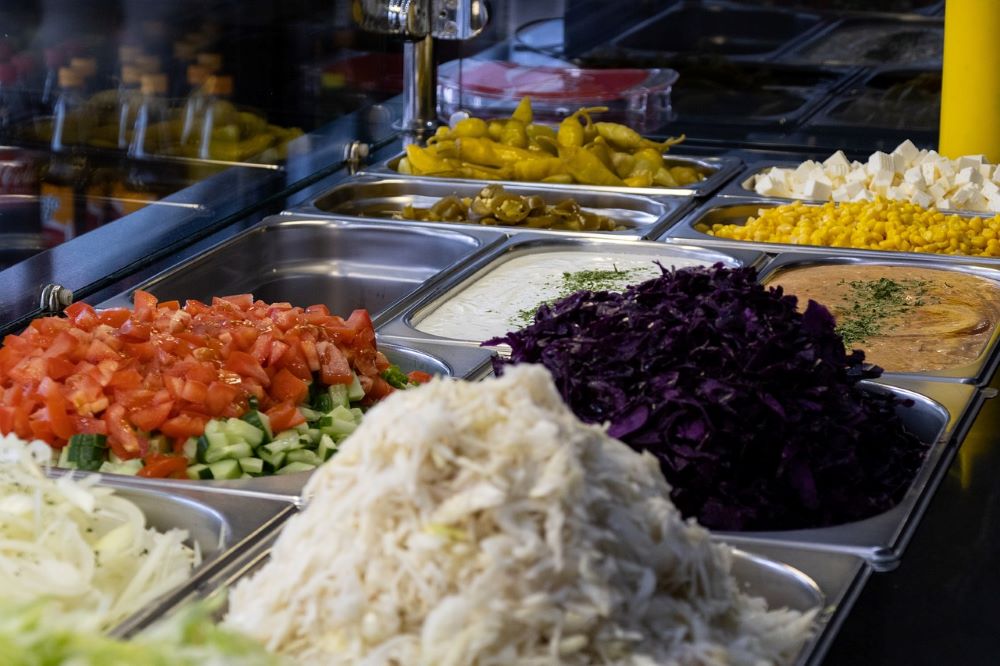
[939,0,1000,162]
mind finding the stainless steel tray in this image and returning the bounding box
[361,151,743,199]
[660,197,1000,269]
[779,15,943,67]
[606,1,826,61]
[376,233,767,348]
[720,542,871,666]
[805,67,939,134]
[58,339,494,500]
[288,175,692,240]
[718,380,964,568]
[96,214,505,328]
[138,519,861,666]
[756,252,1000,385]
[35,477,297,638]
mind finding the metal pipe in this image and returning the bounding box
[401,35,437,140]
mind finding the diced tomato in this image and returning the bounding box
[217,294,254,310]
[130,401,174,432]
[360,376,394,406]
[266,401,305,433]
[133,290,158,322]
[407,370,433,384]
[205,381,241,417]
[0,294,391,465]
[138,454,188,478]
[104,403,142,458]
[64,302,100,330]
[226,351,270,385]
[319,341,353,385]
[119,319,152,342]
[270,367,309,405]
[98,308,131,328]
[160,413,209,439]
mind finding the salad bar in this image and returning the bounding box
[3,0,999,663]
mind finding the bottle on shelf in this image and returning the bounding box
[40,67,90,246]
[128,72,171,158]
[196,52,222,75]
[40,47,64,110]
[50,66,89,150]
[170,39,196,99]
[0,62,28,139]
[198,74,235,160]
[179,63,209,151]
[68,56,98,95]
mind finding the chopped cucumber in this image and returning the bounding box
[347,372,365,401]
[207,459,241,480]
[204,441,254,464]
[275,461,316,475]
[299,406,323,422]
[238,457,264,475]
[66,434,108,471]
[286,449,321,466]
[241,409,273,441]
[327,383,349,409]
[222,417,264,447]
[182,437,198,461]
[259,448,286,470]
[98,459,143,475]
[186,464,213,480]
[312,391,334,413]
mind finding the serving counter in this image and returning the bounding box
[0,0,994,663]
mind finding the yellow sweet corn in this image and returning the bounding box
[705,199,1000,258]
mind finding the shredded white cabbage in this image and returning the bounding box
[226,365,817,665]
[0,433,202,631]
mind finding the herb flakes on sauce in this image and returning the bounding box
[835,277,932,345]
[512,265,645,327]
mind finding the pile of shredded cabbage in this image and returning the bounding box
[0,434,201,631]
[226,365,817,665]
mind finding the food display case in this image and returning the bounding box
[1,0,998,664]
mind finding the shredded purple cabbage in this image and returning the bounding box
[487,263,928,531]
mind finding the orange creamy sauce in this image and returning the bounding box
[767,264,1000,372]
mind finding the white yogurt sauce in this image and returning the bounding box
[415,249,716,343]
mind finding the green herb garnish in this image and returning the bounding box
[511,265,645,328]
[835,277,932,345]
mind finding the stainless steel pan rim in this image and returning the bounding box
[375,233,767,349]
[714,381,955,568]
[360,151,743,199]
[287,174,696,240]
[754,251,1000,385]
[661,197,1000,270]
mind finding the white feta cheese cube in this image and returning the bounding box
[831,185,850,202]
[867,151,894,175]
[921,162,940,184]
[951,184,976,206]
[890,152,907,173]
[938,160,956,181]
[928,181,948,200]
[955,166,983,186]
[851,190,875,202]
[824,163,849,180]
[982,180,1000,198]
[846,168,869,185]
[988,192,1000,212]
[967,193,990,212]
[823,150,851,169]
[871,169,895,189]
[803,177,832,200]
[992,165,1000,182]
[935,197,952,210]
[911,190,934,208]
[892,139,920,163]
[903,165,925,186]
[957,154,986,170]
[980,164,994,180]
[753,174,777,196]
